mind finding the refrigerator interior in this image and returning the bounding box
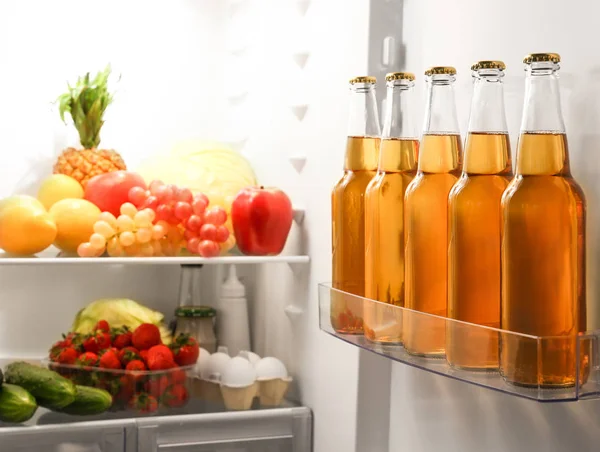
[0,1,374,451]
[2,0,599,451]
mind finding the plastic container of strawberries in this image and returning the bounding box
[42,359,195,415]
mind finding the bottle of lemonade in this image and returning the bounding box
[331,76,381,334]
[404,67,462,356]
[501,53,587,387]
[364,72,419,343]
[447,61,512,370]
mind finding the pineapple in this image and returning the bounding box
[54,64,126,186]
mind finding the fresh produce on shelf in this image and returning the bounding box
[132,323,162,350]
[77,203,181,258]
[170,334,200,366]
[0,383,37,423]
[71,298,172,345]
[128,393,158,414]
[55,385,112,416]
[47,320,195,413]
[84,171,147,216]
[146,345,177,370]
[136,139,256,212]
[4,361,76,410]
[49,198,101,253]
[0,195,57,255]
[231,186,293,256]
[126,180,231,257]
[37,174,84,210]
[54,65,126,187]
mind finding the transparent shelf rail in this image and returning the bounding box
[318,283,600,402]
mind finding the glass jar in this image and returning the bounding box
[174,306,217,353]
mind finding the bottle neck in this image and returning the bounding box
[468,72,508,133]
[516,63,569,176]
[422,75,460,135]
[347,84,381,138]
[463,71,511,175]
[383,82,417,139]
[520,66,565,133]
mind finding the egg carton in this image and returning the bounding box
[191,346,292,410]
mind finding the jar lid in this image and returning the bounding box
[176,306,216,318]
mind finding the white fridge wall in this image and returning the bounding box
[386,1,600,451]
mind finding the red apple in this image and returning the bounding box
[84,171,147,216]
[231,186,293,256]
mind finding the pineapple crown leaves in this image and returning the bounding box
[56,64,121,149]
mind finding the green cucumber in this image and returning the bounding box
[4,362,75,410]
[57,385,112,416]
[0,384,37,423]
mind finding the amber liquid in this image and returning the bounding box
[447,133,512,370]
[501,132,587,387]
[404,134,462,356]
[364,138,418,343]
[331,136,380,333]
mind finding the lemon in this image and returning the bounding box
[0,195,57,255]
[50,199,101,253]
[37,174,84,210]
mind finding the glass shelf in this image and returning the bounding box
[318,283,600,402]
[4,398,301,428]
[0,247,310,266]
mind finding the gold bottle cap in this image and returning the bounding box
[523,53,561,64]
[385,72,416,81]
[471,60,506,71]
[424,66,456,76]
[349,76,376,84]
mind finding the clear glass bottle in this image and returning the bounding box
[447,61,512,370]
[331,76,381,334]
[403,66,462,356]
[364,72,419,343]
[174,306,217,353]
[500,53,587,387]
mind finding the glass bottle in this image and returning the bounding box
[364,72,419,343]
[500,53,587,387]
[403,66,462,356]
[174,306,217,353]
[447,61,512,370]
[331,76,381,334]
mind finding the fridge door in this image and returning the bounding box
[136,407,311,452]
[0,421,135,452]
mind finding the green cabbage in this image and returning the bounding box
[71,298,172,344]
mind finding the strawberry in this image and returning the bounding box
[169,368,188,385]
[126,359,146,372]
[145,375,170,399]
[83,331,111,353]
[99,349,121,369]
[132,324,161,350]
[115,376,135,402]
[128,392,158,414]
[56,347,79,365]
[76,351,99,367]
[140,350,149,365]
[112,327,132,349]
[170,334,200,366]
[146,345,176,371]
[118,346,141,366]
[125,359,147,382]
[162,384,189,408]
[94,320,110,333]
[49,339,70,361]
